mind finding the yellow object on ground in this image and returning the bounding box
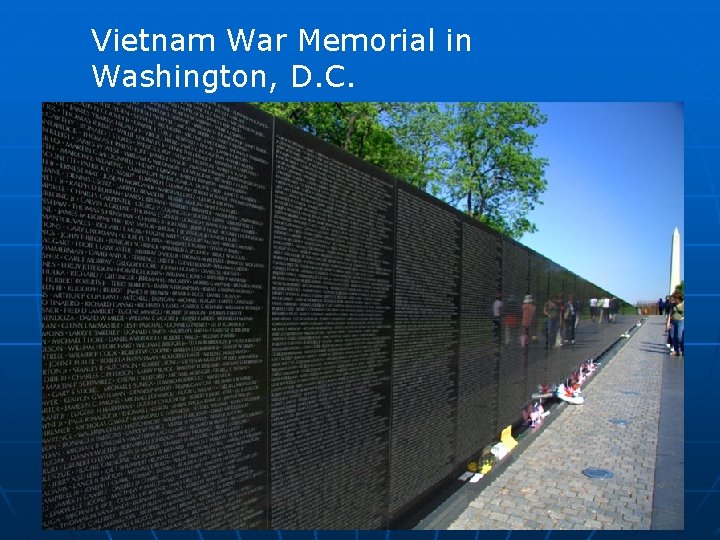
[500,425,517,450]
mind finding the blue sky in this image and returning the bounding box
[519,102,684,305]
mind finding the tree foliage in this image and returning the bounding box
[674,280,684,296]
[254,102,549,239]
[445,103,548,238]
[254,102,423,187]
[379,102,450,194]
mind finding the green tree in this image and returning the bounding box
[254,102,421,184]
[380,102,451,193]
[255,102,550,239]
[674,280,684,296]
[257,102,376,152]
[445,103,548,238]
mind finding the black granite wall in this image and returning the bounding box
[42,102,617,529]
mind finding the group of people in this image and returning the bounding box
[589,297,620,323]
[659,292,684,356]
[542,293,578,348]
[493,293,579,350]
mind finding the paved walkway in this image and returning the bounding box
[441,315,683,530]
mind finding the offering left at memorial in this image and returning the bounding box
[556,383,585,405]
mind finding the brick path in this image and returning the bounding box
[448,316,673,530]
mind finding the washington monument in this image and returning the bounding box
[670,226,681,294]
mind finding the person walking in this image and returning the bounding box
[589,297,598,322]
[609,297,619,322]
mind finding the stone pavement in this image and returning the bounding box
[440,315,683,530]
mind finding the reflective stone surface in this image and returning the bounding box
[42,103,619,529]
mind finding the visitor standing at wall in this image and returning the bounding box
[564,295,576,343]
[574,297,581,330]
[493,293,502,342]
[609,297,619,322]
[600,297,610,322]
[658,297,665,316]
[504,299,520,346]
[667,292,684,356]
[521,295,536,348]
[664,295,675,348]
[544,294,561,349]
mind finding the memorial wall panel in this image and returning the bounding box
[390,186,461,517]
[456,222,501,462]
[497,240,529,430]
[269,123,394,529]
[42,103,271,529]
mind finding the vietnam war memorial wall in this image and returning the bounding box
[42,102,622,530]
